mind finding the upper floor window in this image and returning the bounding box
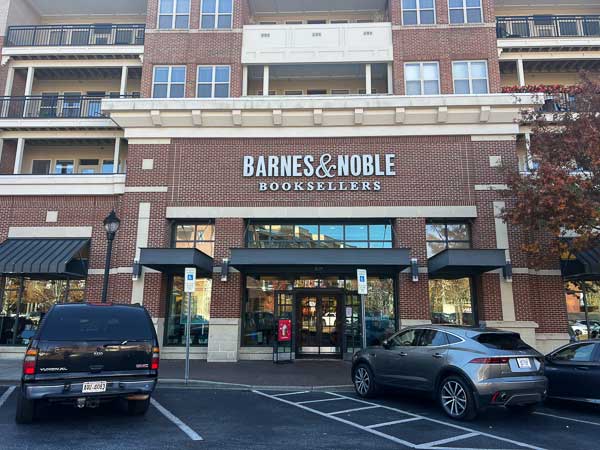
[173,222,215,257]
[449,0,482,24]
[403,0,436,25]
[426,222,471,257]
[201,0,233,29]
[405,62,440,95]
[452,61,488,94]
[153,66,186,98]
[158,0,190,29]
[197,66,231,98]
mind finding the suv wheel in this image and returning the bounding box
[439,376,477,421]
[353,364,378,398]
[15,394,36,424]
[127,397,151,416]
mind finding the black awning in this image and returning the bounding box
[428,249,506,279]
[139,248,213,277]
[229,248,411,276]
[561,247,600,281]
[0,238,89,279]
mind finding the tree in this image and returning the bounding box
[503,73,600,261]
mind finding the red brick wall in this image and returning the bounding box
[0,140,16,174]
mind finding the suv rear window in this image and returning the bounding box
[475,332,531,351]
[40,306,154,341]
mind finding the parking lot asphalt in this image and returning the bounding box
[0,384,599,450]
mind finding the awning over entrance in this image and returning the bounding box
[428,249,506,279]
[0,238,89,279]
[139,248,213,277]
[229,248,411,276]
[561,247,600,281]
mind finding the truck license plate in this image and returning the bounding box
[517,358,531,369]
[82,381,107,393]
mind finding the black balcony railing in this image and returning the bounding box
[0,94,138,119]
[497,15,600,39]
[5,24,145,47]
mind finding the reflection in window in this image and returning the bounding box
[429,278,474,326]
[173,222,215,257]
[426,222,471,257]
[0,278,86,345]
[247,222,393,249]
[165,277,212,346]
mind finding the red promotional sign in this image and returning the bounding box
[278,319,292,342]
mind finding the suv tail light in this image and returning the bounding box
[23,348,38,375]
[469,357,510,365]
[151,347,160,370]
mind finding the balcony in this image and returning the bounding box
[497,16,600,47]
[241,22,393,65]
[6,24,145,47]
[0,174,126,196]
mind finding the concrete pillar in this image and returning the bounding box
[120,66,129,96]
[365,64,372,95]
[112,138,121,174]
[262,65,269,96]
[387,63,394,95]
[0,139,3,168]
[516,59,525,87]
[24,67,35,96]
[242,66,248,96]
[13,138,25,174]
[4,67,14,97]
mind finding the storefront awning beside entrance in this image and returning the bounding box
[428,249,506,279]
[561,247,600,281]
[0,238,89,279]
[139,248,214,277]
[229,248,411,276]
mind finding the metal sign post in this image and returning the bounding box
[357,269,368,349]
[184,267,196,385]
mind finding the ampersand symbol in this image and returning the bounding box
[316,154,335,178]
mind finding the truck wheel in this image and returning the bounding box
[127,397,150,416]
[15,394,36,424]
[439,376,477,421]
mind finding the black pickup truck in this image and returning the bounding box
[16,303,160,424]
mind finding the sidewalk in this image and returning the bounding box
[0,358,353,390]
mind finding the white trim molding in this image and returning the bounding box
[8,226,92,238]
[0,174,126,196]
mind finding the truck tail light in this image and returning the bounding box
[23,348,38,375]
[151,347,160,370]
[469,357,510,365]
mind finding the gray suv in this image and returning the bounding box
[351,325,547,420]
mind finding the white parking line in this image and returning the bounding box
[0,386,16,409]
[272,391,310,397]
[296,397,346,405]
[416,432,479,449]
[366,417,422,429]
[534,412,600,427]
[330,405,380,415]
[150,397,203,441]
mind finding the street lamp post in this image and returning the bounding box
[101,210,121,303]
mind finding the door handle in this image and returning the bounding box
[398,352,408,357]
[432,353,444,359]
[575,366,590,371]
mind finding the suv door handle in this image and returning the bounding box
[575,366,590,371]
[398,352,408,357]
[432,353,444,359]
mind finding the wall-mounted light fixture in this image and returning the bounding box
[221,258,230,282]
[503,260,513,282]
[132,260,142,281]
[411,258,419,282]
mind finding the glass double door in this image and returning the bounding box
[297,293,341,356]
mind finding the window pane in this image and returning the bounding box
[403,11,418,25]
[452,62,469,79]
[295,225,319,241]
[449,10,464,24]
[320,225,343,241]
[171,67,186,82]
[153,84,168,98]
[403,0,417,8]
[344,241,369,249]
[421,0,434,8]
[406,81,422,95]
[345,225,368,241]
[271,225,294,241]
[423,80,439,94]
[175,15,189,29]
[158,15,173,29]
[215,66,230,83]
[202,0,216,13]
[218,0,233,13]
[405,64,421,81]
[391,329,418,346]
[420,10,435,24]
[201,15,216,28]
[170,84,185,98]
[369,224,391,241]
[554,343,596,362]
[466,0,480,6]
[214,84,229,98]
[471,62,487,78]
[154,67,169,83]
[419,329,449,346]
[196,224,214,241]
[176,224,195,241]
[430,278,474,326]
[198,67,213,83]
[454,80,470,94]
[466,8,481,23]
[426,223,446,241]
[448,241,471,250]
[102,160,114,174]
[217,15,232,29]
[165,277,211,346]
[472,79,488,94]
[160,0,174,13]
[447,223,470,241]
[427,242,447,257]
[449,0,464,7]
[423,63,438,80]
[176,0,190,13]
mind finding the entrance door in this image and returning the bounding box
[297,294,341,357]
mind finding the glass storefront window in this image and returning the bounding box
[565,282,600,340]
[247,221,393,249]
[0,278,86,345]
[164,277,212,346]
[429,278,474,326]
[173,222,215,257]
[426,221,471,257]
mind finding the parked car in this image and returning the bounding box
[351,326,547,421]
[545,340,600,404]
[575,320,600,339]
[16,303,160,424]
[570,320,588,337]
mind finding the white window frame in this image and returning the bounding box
[158,0,190,30]
[152,66,187,98]
[404,62,440,95]
[448,0,482,24]
[452,60,489,94]
[402,0,436,26]
[200,0,234,30]
[196,65,231,98]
